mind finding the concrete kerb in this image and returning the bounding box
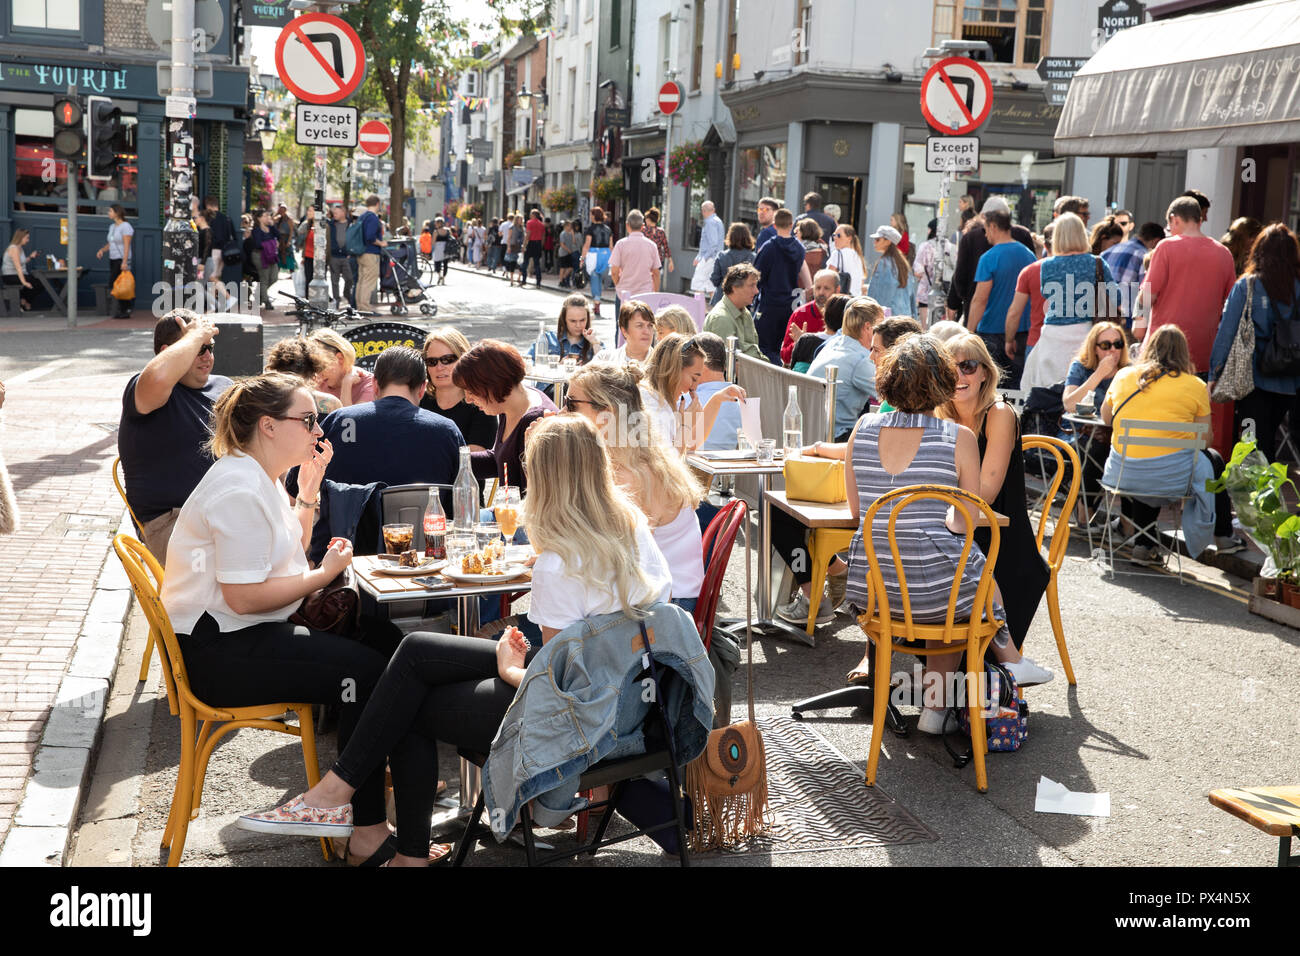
[0,510,135,867]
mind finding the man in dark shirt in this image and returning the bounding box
[118,310,233,564]
[300,346,464,493]
[753,207,807,364]
[794,191,837,240]
[946,196,1036,322]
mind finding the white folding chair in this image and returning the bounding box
[1099,419,1209,584]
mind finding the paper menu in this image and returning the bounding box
[738,398,763,446]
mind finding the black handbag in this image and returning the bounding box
[1259,296,1300,377]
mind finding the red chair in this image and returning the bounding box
[693,499,749,651]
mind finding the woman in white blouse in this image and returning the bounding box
[238,414,672,865]
[640,333,745,452]
[161,372,393,865]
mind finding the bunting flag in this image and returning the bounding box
[457,94,489,111]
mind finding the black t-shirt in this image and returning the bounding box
[419,393,497,449]
[118,372,233,522]
[584,223,612,249]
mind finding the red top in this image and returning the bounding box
[304,225,315,259]
[525,218,547,242]
[1145,234,1236,372]
[781,300,825,366]
[1015,259,1046,347]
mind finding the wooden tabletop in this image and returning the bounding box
[764,489,857,528]
[686,453,785,478]
[1209,786,1300,837]
[353,554,532,602]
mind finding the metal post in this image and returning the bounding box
[162,0,197,301]
[66,156,77,328]
[823,365,839,443]
[309,147,328,308]
[725,335,737,383]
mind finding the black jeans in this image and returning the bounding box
[303,257,314,285]
[1120,448,1232,548]
[1235,387,1291,462]
[1076,425,1112,516]
[980,331,1028,390]
[524,240,543,284]
[332,631,524,858]
[433,257,449,279]
[177,613,388,826]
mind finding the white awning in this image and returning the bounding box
[1054,0,1300,155]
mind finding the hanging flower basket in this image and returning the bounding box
[591,173,625,204]
[504,146,534,170]
[542,184,578,214]
[456,202,484,222]
[668,141,709,186]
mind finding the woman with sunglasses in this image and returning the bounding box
[828,224,867,296]
[1062,322,1129,528]
[161,372,423,866]
[419,327,496,451]
[566,363,706,611]
[641,333,747,452]
[936,333,1052,671]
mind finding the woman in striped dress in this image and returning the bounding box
[843,335,1053,734]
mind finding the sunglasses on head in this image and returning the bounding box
[956,358,981,375]
[198,343,214,355]
[277,411,319,431]
[425,354,458,367]
[1096,339,1124,351]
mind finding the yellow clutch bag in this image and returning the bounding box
[783,456,847,503]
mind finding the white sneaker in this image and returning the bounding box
[776,591,834,626]
[1006,657,1054,688]
[916,707,947,735]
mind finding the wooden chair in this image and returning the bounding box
[857,485,1003,793]
[1021,436,1080,686]
[111,457,158,682]
[112,534,329,866]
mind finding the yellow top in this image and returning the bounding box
[1105,366,1209,459]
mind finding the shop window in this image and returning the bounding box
[13,107,139,215]
[932,0,1052,68]
[690,1,705,91]
[12,0,81,31]
[736,143,787,233]
[725,0,738,83]
[794,0,811,67]
[610,0,621,49]
[901,142,1063,239]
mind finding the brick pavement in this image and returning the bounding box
[0,364,127,851]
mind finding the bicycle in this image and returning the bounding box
[278,292,377,336]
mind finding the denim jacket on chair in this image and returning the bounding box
[482,602,715,839]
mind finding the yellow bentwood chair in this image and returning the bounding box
[112,534,329,866]
[1021,436,1080,686]
[857,485,1004,793]
[112,457,157,682]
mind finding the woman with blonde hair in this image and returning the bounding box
[2,229,37,310]
[264,336,341,415]
[567,363,706,610]
[419,326,497,449]
[641,332,746,451]
[654,304,697,338]
[828,223,868,296]
[1021,212,1119,390]
[309,327,377,406]
[1063,321,1129,526]
[241,413,676,863]
[937,333,1051,656]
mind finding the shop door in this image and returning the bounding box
[814,176,861,232]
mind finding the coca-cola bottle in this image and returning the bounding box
[423,489,447,559]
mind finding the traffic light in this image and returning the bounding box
[87,95,123,180]
[52,96,84,161]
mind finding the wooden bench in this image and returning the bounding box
[1208,785,1300,867]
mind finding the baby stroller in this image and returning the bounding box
[379,238,437,316]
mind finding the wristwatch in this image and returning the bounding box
[294,496,319,510]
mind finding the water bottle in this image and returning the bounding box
[423,489,446,559]
[452,445,479,532]
[783,385,803,459]
[534,320,549,365]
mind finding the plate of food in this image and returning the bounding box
[372,552,448,576]
[441,547,529,584]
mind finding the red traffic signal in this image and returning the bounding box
[52,96,85,161]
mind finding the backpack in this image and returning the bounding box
[345,219,367,256]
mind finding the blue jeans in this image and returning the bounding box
[587,248,610,303]
[672,597,697,614]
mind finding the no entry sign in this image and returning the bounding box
[920,57,993,136]
[359,119,392,156]
[658,81,681,116]
[275,13,366,105]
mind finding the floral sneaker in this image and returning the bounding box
[237,794,354,838]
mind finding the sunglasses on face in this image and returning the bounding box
[198,343,214,355]
[278,412,319,431]
[425,354,458,367]
[1096,339,1124,351]
[563,397,602,412]
[956,358,981,375]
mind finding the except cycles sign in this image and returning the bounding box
[920,56,993,136]
[295,103,358,147]
[274,13,366,105]
[925,136,980,173]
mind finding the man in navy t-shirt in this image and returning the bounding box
[356,194,387,309]
[753,207,807,364]
[118,310,233,564]
[967,209,1036,388]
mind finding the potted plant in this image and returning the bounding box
[504,146,534,169]
[1208,435,1299,603]
[668,141,709,186]
[591,173,624,205]
[542,184,577,214]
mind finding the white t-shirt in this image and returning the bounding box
[527,514,673,631]
[161,453,309,634]
[639,386,677,446]
[591,343,648,366]
[498,221,512,243]
[829,246,866,296]
[653,505,704,601]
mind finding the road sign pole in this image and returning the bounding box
[67,156,77,327]
[162,0,197,305]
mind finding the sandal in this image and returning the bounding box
[344,834,455,866]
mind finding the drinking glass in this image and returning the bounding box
[446,532,477,564]
[756,439,776,464]
[493,486,522,543]
[381,523,414,554]
[736,432,753,456]
[476,522,500,550]
[545,353,560,369]
[562,354,577,372]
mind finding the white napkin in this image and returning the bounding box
[1034,775,1111,817]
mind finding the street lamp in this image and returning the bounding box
[517,87,533,110]
[259,124,278,151]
